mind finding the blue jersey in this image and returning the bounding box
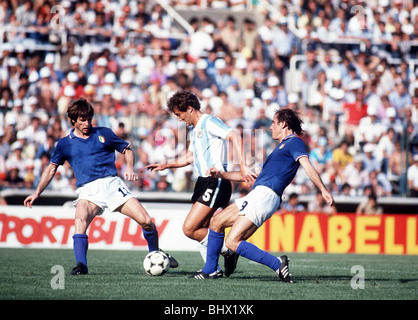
[50,127,129,187]
[254,134,308,196]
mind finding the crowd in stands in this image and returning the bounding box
[0,0,417,210]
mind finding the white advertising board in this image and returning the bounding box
[0,203,197,251]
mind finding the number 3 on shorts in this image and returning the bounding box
[202,188,213,202]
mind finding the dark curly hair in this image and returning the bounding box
[167,90,201,113]
[67,97,94,125]
[275,108,304,136]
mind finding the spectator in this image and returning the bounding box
[387,140,405,194]
[388,81,412,113]
[341,154,368,194]
[22,116,47,148]
[375,127,397,173]
[239,18,262,61]
[300,51,323,103]
[280,192,305,213]
[309,136,333,175]
[50,167,72,191]
[357,106,385,149]
[258,14,276,70]
[308,190,337,215]
[23,158,35,189]
[332,140,353,178]
[272,17,296,68]
[407,154,418,197]
[0,0,416,203]
[340,182,354,197]
[15,0,35,27]
[219,15,240,54]
[362,143,381,173]
[191,59,217,98]
[356,194,383,215]
[343,90,369,136]
[187,17,214,62]
[3,166,24,189]
[213,58,237,93]
[6,141,27,179]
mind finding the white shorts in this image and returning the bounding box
[235,186,281,228]
[75,176,134,213]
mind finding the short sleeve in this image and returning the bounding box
[289,137,308,162]
[102,127,129,153]
[50,139,66,166]
[206,116,232,139]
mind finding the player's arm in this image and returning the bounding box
[206,166,258,183]
[146,150,194,172]
[122,146,138,181]
[226,130,256,185]
[299,156,335,207]
[23,163,58,208]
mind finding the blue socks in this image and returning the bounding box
[72,225,159,271]
[202,230,225,275]
[202,231,282,274]
[143,224,159,252]
[236,241,281,271]
[73,234,88,267]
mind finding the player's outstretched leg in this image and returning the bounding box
[143,225,178,268]
[236,241,292,283]
[121,198,178,269]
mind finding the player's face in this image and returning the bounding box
[74,116,92,137]
[173,107,193,126]
[270,117,284,140]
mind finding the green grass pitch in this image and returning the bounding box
[0,248,416,301]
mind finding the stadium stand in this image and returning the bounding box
[0,0,417,213]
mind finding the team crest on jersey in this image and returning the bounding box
[279,143,285,149]
[98,136,105,143]
[196,129,203,138]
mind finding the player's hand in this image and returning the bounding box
[145,163,168,172]
[23,194,38,208]
[240,163,256,187]
[323,190,335,207]
[206,167,220,178]
[124,168,138,181]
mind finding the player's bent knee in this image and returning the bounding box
[225,236,239,253]
[182,223,192,238]
[209,215,225,233]
[139,217,152,229]
[182,223,197,240]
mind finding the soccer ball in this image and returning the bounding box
[143,250,170,276]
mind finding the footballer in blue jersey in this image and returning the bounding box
[192,108,335,281]
[146,90,254,274]
[24,98,178,275]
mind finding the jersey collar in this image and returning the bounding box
[283,133,296,141]
[69,128,93,139]
[69,128,76,139]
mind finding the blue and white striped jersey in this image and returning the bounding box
[189,114,232,177]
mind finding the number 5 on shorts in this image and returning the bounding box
[202,188,213,202]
